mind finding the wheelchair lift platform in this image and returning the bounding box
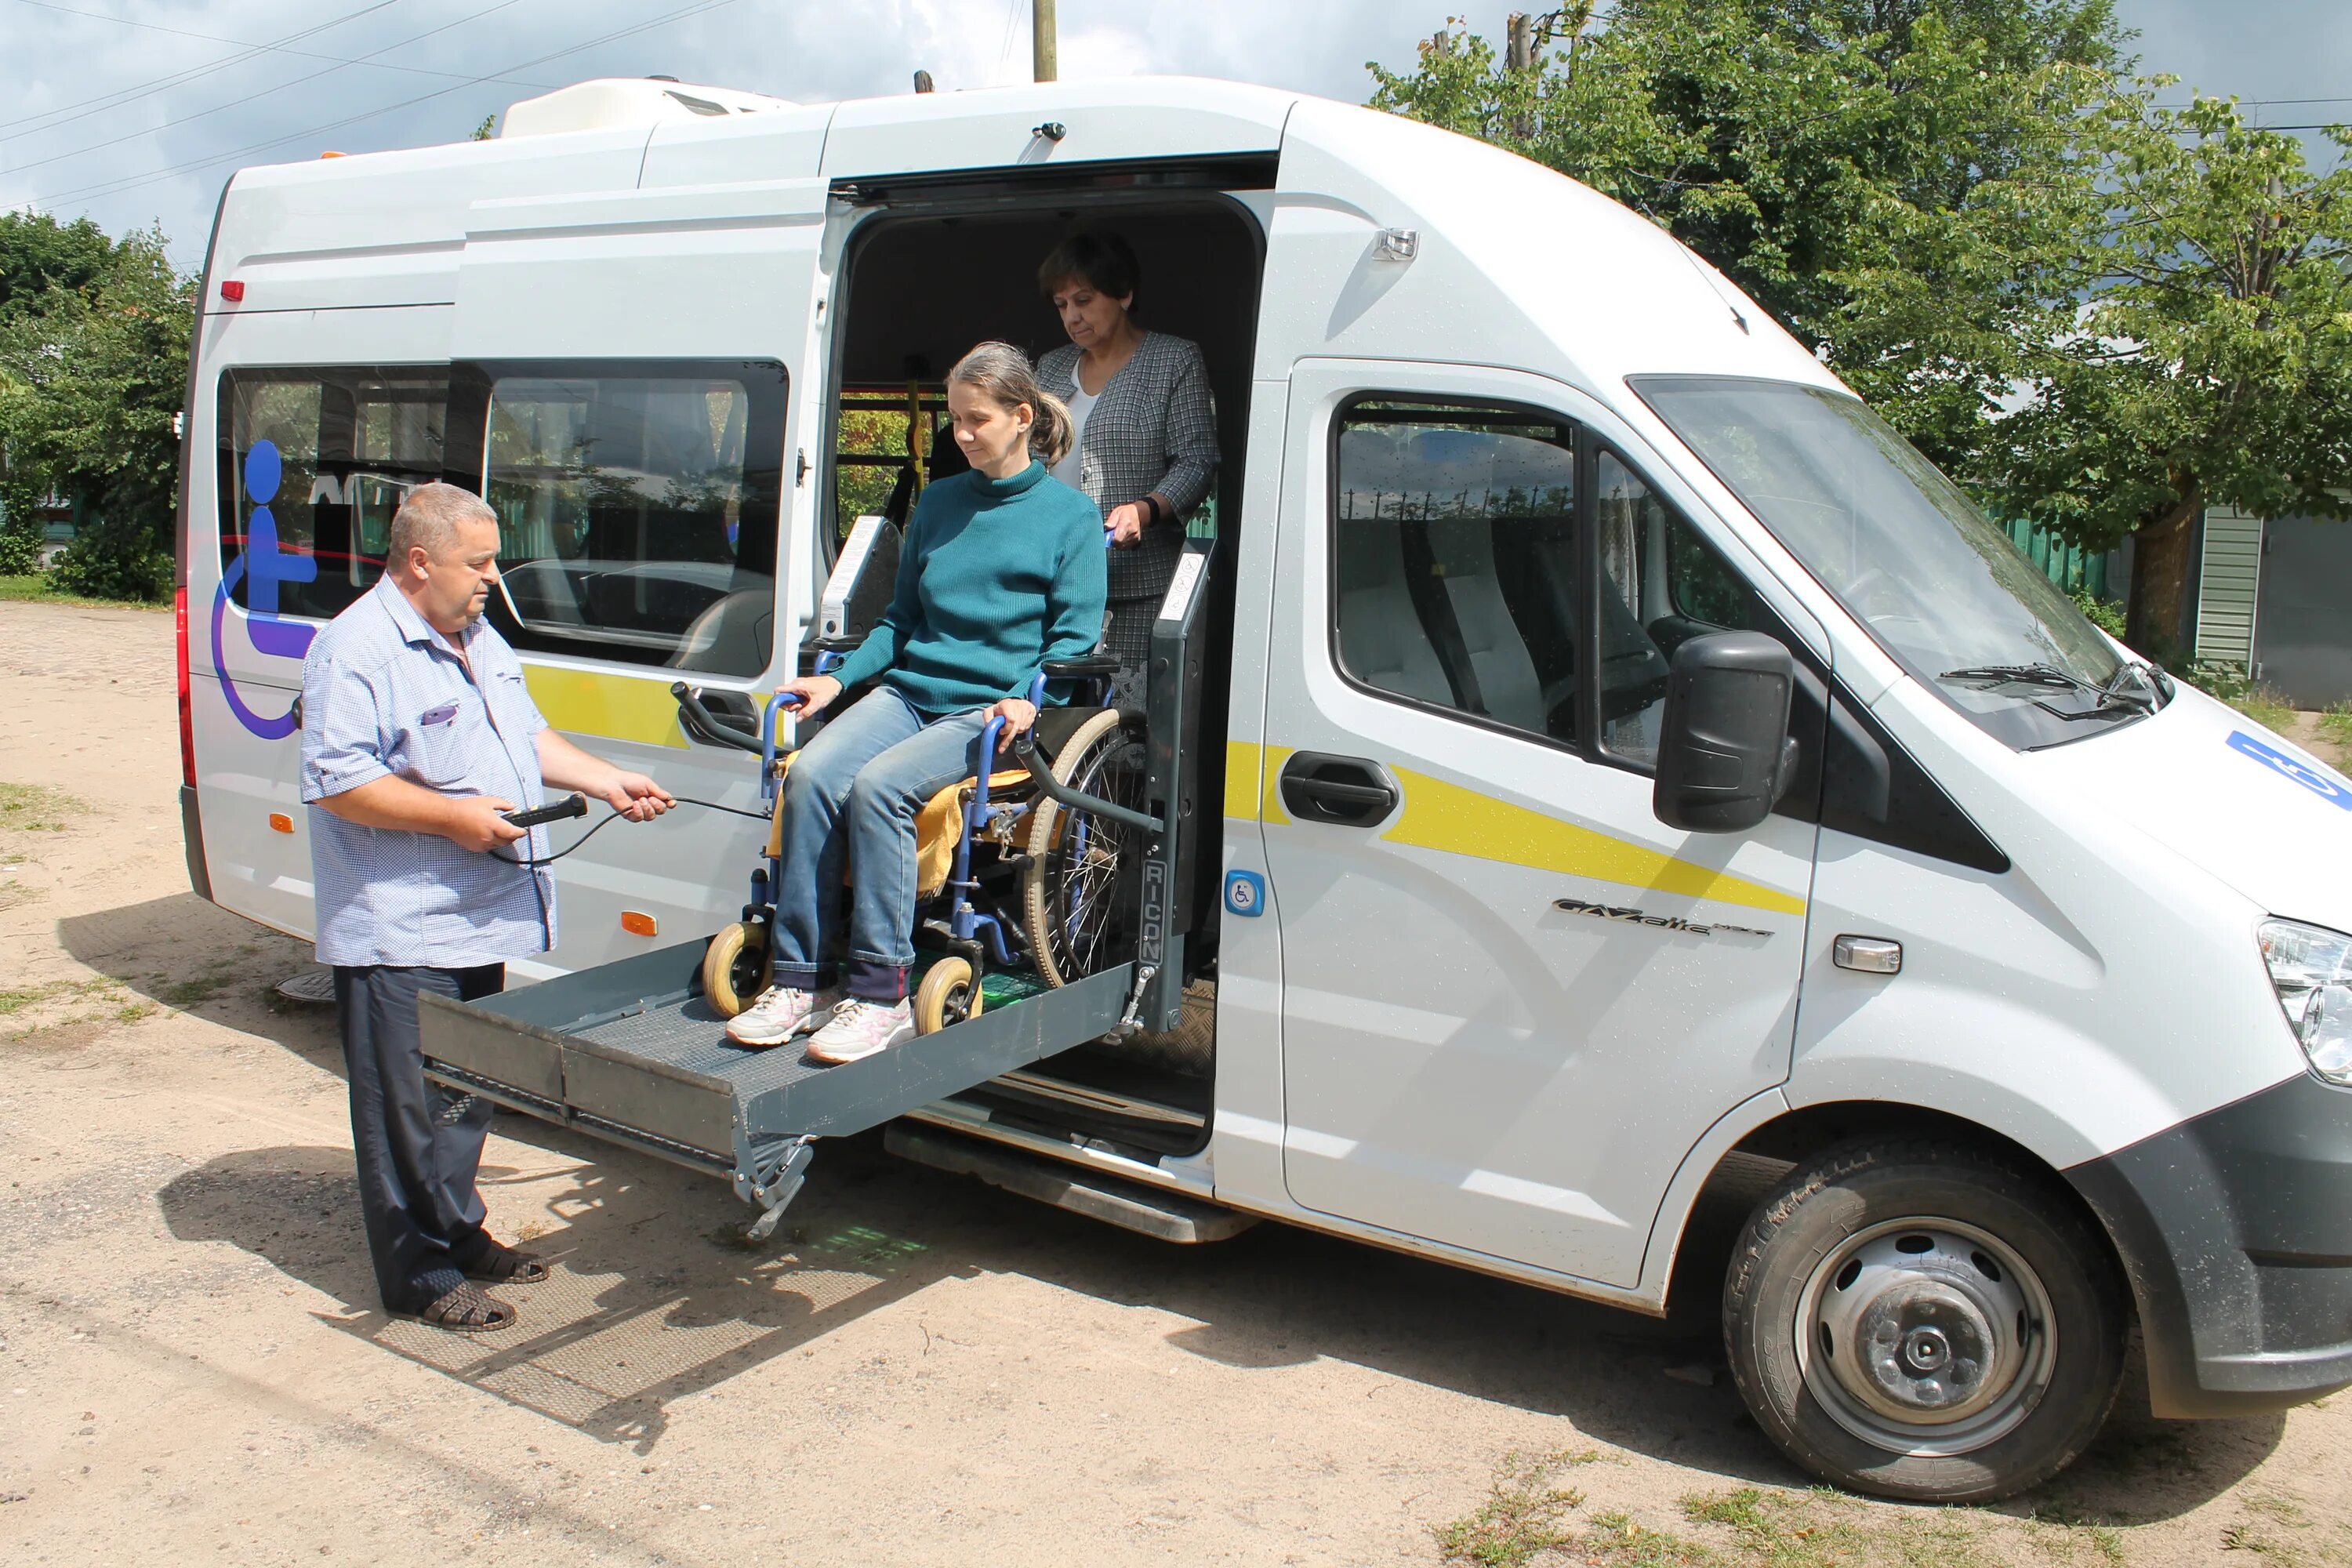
[419,941,1136,1236]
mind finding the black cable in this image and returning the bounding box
[488,794,771,869]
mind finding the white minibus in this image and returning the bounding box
[179,74,2352,1502]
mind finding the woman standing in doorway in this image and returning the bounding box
[1035,229,1218,697]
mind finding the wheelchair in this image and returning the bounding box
[674,656,1151,1036]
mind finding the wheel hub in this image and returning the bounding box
[1796,1218,2055,1457]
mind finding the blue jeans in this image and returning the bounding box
[771,687,991,1001]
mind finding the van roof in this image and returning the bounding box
[207,75,1833,398]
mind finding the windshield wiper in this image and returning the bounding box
[1940,662,2100,696]
[1938,662,2154,722]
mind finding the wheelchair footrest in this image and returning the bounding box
[419,938,1134,1194]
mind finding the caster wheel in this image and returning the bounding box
[701,921,771,1019]
[913,956,984,1035]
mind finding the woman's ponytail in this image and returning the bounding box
[1027,386,1074,466]
[948,340,1073,465]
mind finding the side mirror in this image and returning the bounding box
[1652,632,1798,834]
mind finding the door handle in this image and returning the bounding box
[1279,753,1401,826]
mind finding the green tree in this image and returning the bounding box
[0,211,116,317]
[1369,2,2124,476]
[0,224,193,600]
[1994,93,2352,655]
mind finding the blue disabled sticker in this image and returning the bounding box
[1225,869,1267,917]
[2228,731,2352,812]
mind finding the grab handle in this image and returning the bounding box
[1008,729,1162,835]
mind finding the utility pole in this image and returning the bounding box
[1033,0,1058,83]
[1505,13,1534,140]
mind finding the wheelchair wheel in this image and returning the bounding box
[701,920,771,1019]
[914,956,985,1035]
[1022,710,1150,988]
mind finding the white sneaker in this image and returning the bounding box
[805,997,915,1064]
[726,984,840,1047]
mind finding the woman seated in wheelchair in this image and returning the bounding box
[725,341,1108,1062]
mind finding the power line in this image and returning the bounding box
[31,0,746,211]
[0,0,411,144]
[7,0,561,95]
[6,0,534,176]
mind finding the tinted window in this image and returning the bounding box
[481,366,786,675]
[216,367,449,621]
[1332,402,1581,746]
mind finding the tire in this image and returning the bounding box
[1022,710,1149,988]
[700,921,771,1019]
[913,956,984,1035]
[1722,1138,2126,1503]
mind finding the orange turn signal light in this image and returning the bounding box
[621,911,658,938]
[267,813,293,833]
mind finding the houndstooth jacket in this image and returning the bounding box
[1036,332,1218,605]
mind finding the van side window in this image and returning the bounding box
[216,368,450,622]
[1592,447,1780,768]
[1332,402,1581,746]
[478,364,786,676]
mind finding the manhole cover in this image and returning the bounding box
[275,969,338,1005]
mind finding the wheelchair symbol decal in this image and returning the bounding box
[2227,731,2352,812]
[1225,869,1266,917]
[212,440,318,740]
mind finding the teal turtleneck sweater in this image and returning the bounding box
[830,459,1108,716]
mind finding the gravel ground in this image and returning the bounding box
[2,599,2348,1567]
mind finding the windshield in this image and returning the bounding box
[1634,376,2141,749]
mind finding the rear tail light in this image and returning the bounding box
[176,584,196,788]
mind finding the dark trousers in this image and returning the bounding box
[334,963,504,1312]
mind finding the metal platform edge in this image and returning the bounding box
[420,956,1140,1199]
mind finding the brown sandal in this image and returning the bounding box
[463,1237,550,1285]
[412,1282,517,1333]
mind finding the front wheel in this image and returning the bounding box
[1722,1138,2126,1503]
[700,921,771,1019]
[913,956,984,1035]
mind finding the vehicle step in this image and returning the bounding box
[884,1120,1256,1243]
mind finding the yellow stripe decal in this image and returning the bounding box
[1225,740,1294,825]
[523,666,691,750]
[1383,768,1807,916]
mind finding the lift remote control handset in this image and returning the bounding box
[500,793,590,830]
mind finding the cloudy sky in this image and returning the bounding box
[5,0,2347,267]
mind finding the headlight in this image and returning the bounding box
[2258,918,2352,1086]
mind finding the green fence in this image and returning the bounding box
[2005,518,2113,601]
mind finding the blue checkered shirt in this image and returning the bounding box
[299,576,557,967]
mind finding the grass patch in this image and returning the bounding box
[0,879,42,911]
[0,977,116,1016]
[2231,688,2299,734]
[2220,1522,2308,1562]
[1434,1450,1596,1566]
[0,781,91,833]
[2027,1502,2128,1565]
[0,574,165,610]
[1584,1512,1715,1566]
[2318,704,2352,753]
[159,963,242,1007]
[1680,1489,1863,1566]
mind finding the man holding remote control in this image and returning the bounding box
[299,481,673,1333]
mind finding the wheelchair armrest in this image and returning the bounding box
[1042,655,1121,678]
